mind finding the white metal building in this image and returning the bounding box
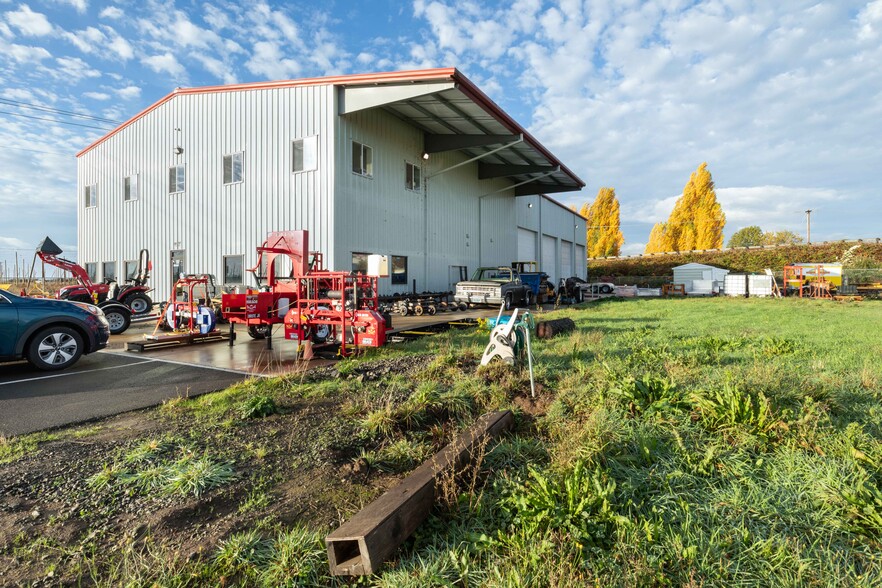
[76,68,585,300]
[672,263,729,293]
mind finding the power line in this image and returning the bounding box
[5,145,72,157]
[0,97,122,124]
[0,109,114,131]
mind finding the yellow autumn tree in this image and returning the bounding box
[582,187,624,257]
[644,163,725,253]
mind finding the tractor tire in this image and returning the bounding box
[247,325,271,339]
[103,308,131,335]
[26,326,84,371]
[124,293,153,315]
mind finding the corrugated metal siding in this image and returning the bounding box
[517,228,537,261]
[575,244,586,279]
[561,240,573,276]
[78,85,335,300]
[542,234,557,284]
[333,107,515,293]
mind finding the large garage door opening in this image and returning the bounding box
[517,228,537,262]
[542,235,557,285]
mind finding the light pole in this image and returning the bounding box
[805,209,812,244]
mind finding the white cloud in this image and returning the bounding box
[63,26,105,53]
[620,242,646,256]
[52,56,101,81]
[6,4,53,36]
[858,0,882,40]
[193,53,236,84]
[141,52,185,77]
[246,40,300,79]
[57,0,88,14]
[0,236,30,249]
[4,41,52,63]
[0,21,12,39]
[107,29,133,60]
[115,85,140,99]
[356,52,373,65]
[99,6,123,20]
[83,91,110,100]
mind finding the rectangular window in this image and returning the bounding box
[85,263,97,282]
[84,184,97,208]
[352,252,368,273]
[352,141,373,177]
[125,260,138,281]
[223,152,243,185]
[102,261,116,282]
[405,162,421,191]
[169,165,186,193]
[224,255,244,284]
[124,175,139,201]
[391,255,407,285]
[292,136,318,173]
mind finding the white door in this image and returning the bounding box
[561,240,573,277]
[517,228,537,262]
[542,235,557,284]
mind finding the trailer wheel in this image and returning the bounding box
[247,325,271,339]
[427,305,437,316]
[103,308,131,335]
[124,293,152,314]
[600,284,613,294]
[458,302,468,312]
[26,326,84,371]
[414,305,424,316]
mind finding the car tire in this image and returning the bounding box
[103,308,131,335]
[525,291,535,307]
[600,284,614,294]
[504,293,513,311]
[124,293,152,315]
[27,326,84,371]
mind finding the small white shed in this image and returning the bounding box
[672,263,729,293]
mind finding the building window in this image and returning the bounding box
[292,136,317,173]
[405,162,421,191]
[125,260,138,281]
[352,252,368,273]
[352,141,373,177]
[169,165,186,194]
[224,255,244,284]
[223,152,243,185]
[102,261,116,282]
[85,263,97,283]
[124,175,139,201]
[84,184,97,208]
[391,256,407,285]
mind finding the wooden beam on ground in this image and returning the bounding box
[536,317,576,339]
[325,410,514,576]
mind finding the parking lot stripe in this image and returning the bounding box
[100,351,267,377]
[0,358,156,387]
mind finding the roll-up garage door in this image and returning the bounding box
[561,240,573,277]
[517,228,537,262]
[542,235,557,283]
[575,244,586,279]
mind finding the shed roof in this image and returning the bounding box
[672,263,722,270]
[77,67,585,197]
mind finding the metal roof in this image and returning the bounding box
[77,67,585,197]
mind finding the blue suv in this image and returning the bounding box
[0,289,110,371]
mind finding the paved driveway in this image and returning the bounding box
[0,353,245,436]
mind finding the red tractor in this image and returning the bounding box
[29,237,154,334]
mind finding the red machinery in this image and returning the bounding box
[221,231,388,357]
[33,236,154,314]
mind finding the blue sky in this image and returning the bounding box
[1,0,881,276]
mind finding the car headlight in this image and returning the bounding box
[70,301,103,316]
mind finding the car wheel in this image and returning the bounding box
[526,291,535,307]
[124,293,152,314]
[103,309,131,335]
[600,284,614,294]
[27,326,84,371]
[247,325,271,339]
[504,293,513,311]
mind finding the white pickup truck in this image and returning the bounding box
[454,267,534,309]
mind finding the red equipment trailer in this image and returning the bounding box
[221,231,388,357]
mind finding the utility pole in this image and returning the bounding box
[805,209,812,244]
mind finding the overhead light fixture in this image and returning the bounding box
[174,146,184,155]
[528,202,534,208]
[421,152,430,160]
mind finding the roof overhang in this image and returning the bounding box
[337,69,584,196]
[76,67,585,197]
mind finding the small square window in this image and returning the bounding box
[292,136,318,173]
[223,153,243,185]
[85,263,97,282]
[84,184,97,208]
[102,261,116,282]
[352,141,373,177]
[224,255,244,284]
[405,162,421,191]
[124,175,139,201]
[169,165,186,193]
[391,255,407,285]
[352,252,368,273]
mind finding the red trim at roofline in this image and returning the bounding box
[76,67,586,191]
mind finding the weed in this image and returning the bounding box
[608,372,683,417]
[260,525,329,587]
[758,336,799,356]
[215,529,273,573]
[361,405,397,438]
[240,395,279,419]
[122,437,175,464]
[163,455,236,497]
[690,382,777,441]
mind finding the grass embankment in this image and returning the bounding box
[4,297,882,586]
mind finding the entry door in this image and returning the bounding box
[170,249,186,285]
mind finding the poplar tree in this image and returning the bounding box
[583,187,625,257]
[644,163,725,253]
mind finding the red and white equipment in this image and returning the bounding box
[221,231,388,357]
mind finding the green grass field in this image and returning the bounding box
[5,296,882,586]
